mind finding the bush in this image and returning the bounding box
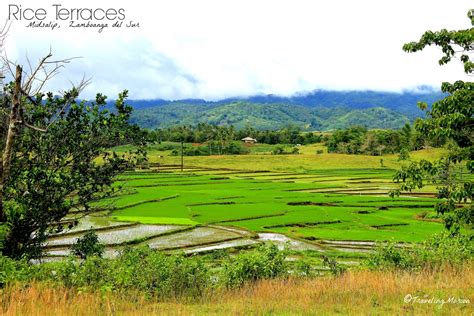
[322,255,347,276]
[169,142,248,156]
[23,246,211,298]
[221,244,287,288]
[109,246,210,298]
[366,241,416,270]
[0,255,32,287]
[366,232,474,271]
[70,231,105,259]
[294,259,313,277]
[272,146,285,155]
[0,244,293,296]
[272,146,299,155]
[398,148,410,161]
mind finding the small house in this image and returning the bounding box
[241,137,257,144]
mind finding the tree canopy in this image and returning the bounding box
[393,10,473,232]
[0,58,146,259]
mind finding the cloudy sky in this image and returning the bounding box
[1,0,472,100]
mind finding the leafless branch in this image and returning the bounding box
[16,49,82,96]
[67,74,91,95]
[25,53,33,78]
[2,49,86,135]
[23,120,47,132]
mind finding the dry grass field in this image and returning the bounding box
[2,264,473,315]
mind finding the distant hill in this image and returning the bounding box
[128,89,445,130]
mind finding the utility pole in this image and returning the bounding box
[181,140,184,172]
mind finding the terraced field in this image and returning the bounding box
[109,166,442,241]
[45,155,455,260]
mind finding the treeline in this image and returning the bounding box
[141,122,447,157]
[146,123,324,145]
[169,142,249,156]
[325,124,446,156]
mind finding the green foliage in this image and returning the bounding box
[0,224,6,250]
[0,247,210,298]
[0,245,292,296]
[398,148,410,161]
[0,255,31,286]
[149,123,323,146]
[133,102,312,130]
[326,124,430,156]
[326,126,367,154]
[394,10,474,232]
[321,255,347,276]
[272,146,300,155]
[169,142,249,156]
[403,10,474,74]
[366,241,416,270]
[131,99,429,131]
[221,244,287,288]
[70,231,105,259]
[107,246,210,298]
[366,232,474,271]
[1,88,146,259]
[414,81,473,165]
[294,259,313,277]
[391,159,472,231]
[327,107,410,130]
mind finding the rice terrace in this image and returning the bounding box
[44,145,448,260]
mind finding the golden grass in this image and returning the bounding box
[145,147,448,172]
[151,153,394,172]
[2,264,473,315]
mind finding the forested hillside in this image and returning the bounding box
[128,89,444,130]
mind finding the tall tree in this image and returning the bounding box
[392,10,473,232]
[0,54,146,258]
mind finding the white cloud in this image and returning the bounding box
[2,0,472,99]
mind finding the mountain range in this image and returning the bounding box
[127,89,446,130]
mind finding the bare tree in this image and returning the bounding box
[0,42,87,222]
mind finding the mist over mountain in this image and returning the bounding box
[126,89,445,130]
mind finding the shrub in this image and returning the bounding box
[366,232,474,271]
[70,231,105,259]
[398,148,410,161]
[294,259,313,277]
[272,146,299,155]
[0,244,294,296]
[0,255,32,287]
[322,255,347,276]
[272,146,285,155]
[109,247,210,298]
[221,244,287,288]
[19,246,211,298]
[366,241,416,271]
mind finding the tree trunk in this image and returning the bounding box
[0,65,22,222]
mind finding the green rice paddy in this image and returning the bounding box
[46,146,470,259]
[107,166,443,243]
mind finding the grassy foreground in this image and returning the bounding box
[2,264,473,315]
